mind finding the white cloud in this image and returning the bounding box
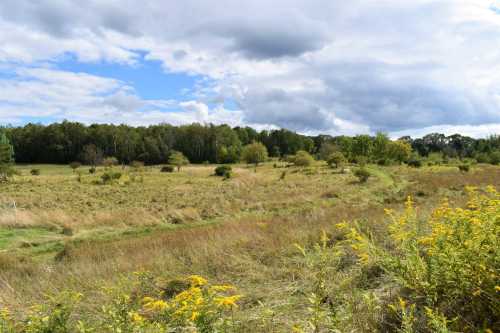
[0,0,499,137]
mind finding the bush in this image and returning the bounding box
[101,171,122,184]
[343,187,500,331]
[293,150,314,167]
[130,160,144,169]
[161,165,175,173]
[475,152,490,164]
[354,168,370,183]
[69,161,81,171]
[102,156,119,168]
[354,155,368,167]
[407,158,422,168]
[88,167,96,174]
[214,165,232,177]
[30,168,40,176]
[327,152,347,169]
[490,151,500,165]
[458,164,470,172]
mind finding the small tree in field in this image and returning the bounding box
[293,150,314,167]
[169,151,189,171]
[0,131,14,181]
[327,152,347,169]
[69,162,81,172]
[242,142,268,169]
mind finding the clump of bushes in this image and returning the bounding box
[161,165,175,173]
[458,164,470,172]
[214,165,232,178]
[407,158,422,168]
[341,188,500,331]
[100,170,122,184]
[30,168,40,176]
[327,152,346,169]
[354,168,370,183]
[293,150,314,167]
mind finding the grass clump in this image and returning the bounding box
[100,170,122,184]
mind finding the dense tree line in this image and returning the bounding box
[2,121,499,165]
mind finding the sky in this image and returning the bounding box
[1,0,500,138]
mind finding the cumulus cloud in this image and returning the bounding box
[0,0,499,136]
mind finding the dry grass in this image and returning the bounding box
[0,162,498,331]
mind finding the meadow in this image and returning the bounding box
[0,162,499,332]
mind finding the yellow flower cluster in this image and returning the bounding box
[140,275,242,329]
[345,186,500,330]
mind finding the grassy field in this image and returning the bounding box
[0,162,499,331]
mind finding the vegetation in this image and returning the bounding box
[354,168,371,183]
[327,151,347,169]
[214,165,232,178]
[0,130,14,181]
[5,122,500,167]
[241,142,268,167]
[0,122,499,332]
[168,151,189,171]
[292,150,315,167]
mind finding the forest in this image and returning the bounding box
[3,121,500,165]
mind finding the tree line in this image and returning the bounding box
[1,121,500,165]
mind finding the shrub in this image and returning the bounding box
[342,187,500,331]
[327,152,346,169]
[169,151,189,171]
[458,164,470,172]
[69,161,81,172]
[214,165,232,177]
[293,150,314,167]
[490,151,500,165]
[101,171,122,184]
[354,168,370,183]
[475,152,490,164]
[407,158,422,168]
[88,166,96,174]
[242,142,268,167]
[130,160,144,169]
[30,168,40,176]
[354,156,368,167]
[102,156,119,168]
[161,165,175,173]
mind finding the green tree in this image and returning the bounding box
[293,150,314,167]
[0,130,14,181]
[327,151,346,169]
[242,142,268,168]
[169,151,189,171]
[387,140,412,164]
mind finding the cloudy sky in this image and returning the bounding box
[1,0,500,137]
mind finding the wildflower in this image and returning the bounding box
[188,275,208,287]
[129,311,144,323]
[215,295,242,308]
[190,311,200,321]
